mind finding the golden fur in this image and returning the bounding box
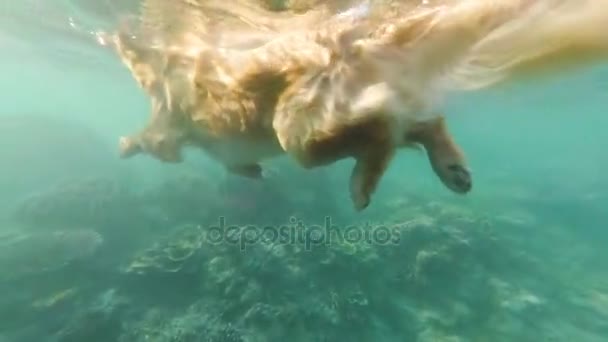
[108,0,608,210]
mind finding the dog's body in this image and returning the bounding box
[110,0,608,210]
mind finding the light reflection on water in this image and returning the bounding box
[0,0,138,67]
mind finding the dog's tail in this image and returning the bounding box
[451,0,608,89]
[381,0,608,91]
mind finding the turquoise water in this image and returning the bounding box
[1,1,608,341]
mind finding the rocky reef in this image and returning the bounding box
[123,224,206,276]
[2,164,608,341]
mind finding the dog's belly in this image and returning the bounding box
[202,136,285,166]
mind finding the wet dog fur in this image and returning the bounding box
[110,0,608,211]
[111,25,471,212]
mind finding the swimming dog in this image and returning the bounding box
[109,0,608,211]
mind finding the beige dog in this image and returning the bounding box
[110,0,608,211]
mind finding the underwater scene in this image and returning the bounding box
[1,0,608,341]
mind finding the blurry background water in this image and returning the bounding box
[1,1,607,342]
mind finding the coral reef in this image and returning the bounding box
[123,224,205,275]
[8,176,156,263]
[4,183,608,341]
[2,134,607,341]
[110,198,548,341]
[120,306,245,342]
[53,288,129,342]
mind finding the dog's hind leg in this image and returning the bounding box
[278,116,396,211]
[349,145,396,211]
[405,116,472,193]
